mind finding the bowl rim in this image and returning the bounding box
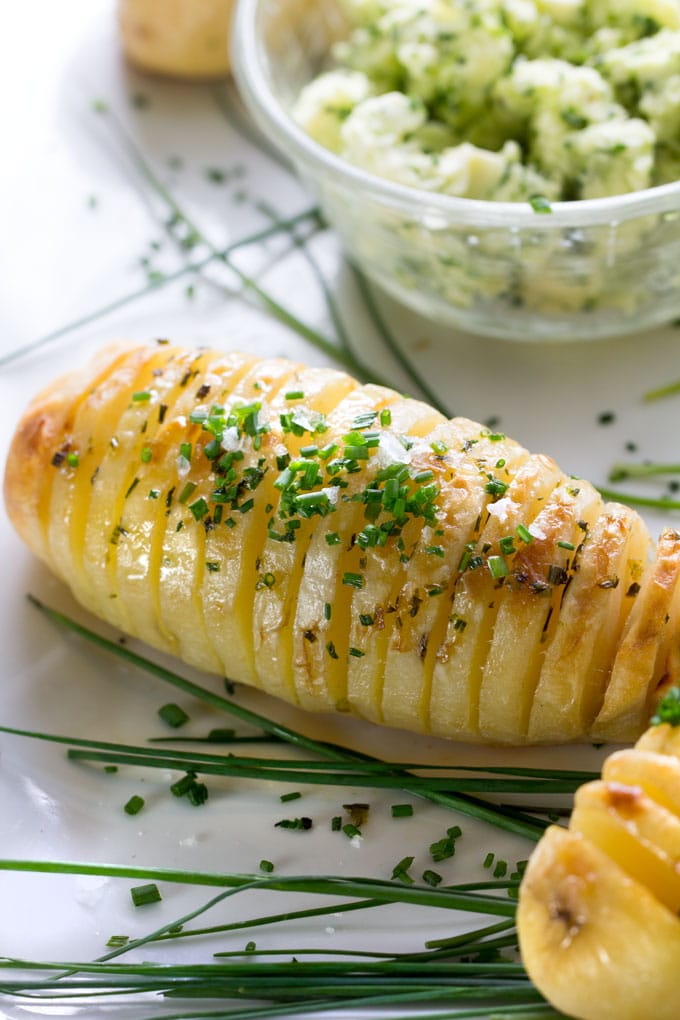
[232,0,680,230]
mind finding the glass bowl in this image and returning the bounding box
[232,0,680,342]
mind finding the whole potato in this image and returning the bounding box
[118,0,233,79]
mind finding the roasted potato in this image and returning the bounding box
[5,341,679,744]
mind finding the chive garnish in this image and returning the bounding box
[130,882,162,906]
[158,703,189,728]
[124,795,145,816]
[391,804,414,818]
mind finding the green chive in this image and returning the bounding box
[130,883,161,906]
[132,391,152,402]
[158,703,189,728]
[391,804,414,818]
[529,194,552,213]
[124,795,145,816]
[342,572,365,589]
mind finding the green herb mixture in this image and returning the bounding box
[294,0,680,202]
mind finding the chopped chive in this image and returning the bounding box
[651,686,680,726]
[529,194,552,213]
[483,852,495,869]
[391,856,415,884]
[422,870,443,887]
[130,883,161,906]
[280,791,302,803]
[140,446,152,463]
[285,390,305,400]
[188,497,209,521]
[331,815,342,831]
[259,859,274,873]
[380,409,392,426]
[349,647,365,658]
[557,540,575,550]
[178,482,197,504]
[158,703,189,728]
[487,555,509,579]
[66,452,80,467]
[342,572,365,589]
[324,603,332,621]
[105,934,129,948]
[391,804,414,818]
[124,795,145,816]
[493,859,508,879]
[326,641,339,660]
[342,823,361,839]
[516,523,533,544]
[275,817,313,831]
[132,391,152,402]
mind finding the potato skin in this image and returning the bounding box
[4,341,675,744]
[118,0,233,80]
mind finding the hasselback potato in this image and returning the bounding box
[5,341,679,744]
[517,694,680,1020]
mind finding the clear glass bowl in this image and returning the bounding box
[232,0,680,342]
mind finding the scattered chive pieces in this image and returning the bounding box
[158,703,189,728]
[324,603,332,620]
[342,572,365,589]
[487,555,509,579]
[104,765,118,774]
[66,452,79,467]
[529,194,552,213]
[207,728,236,741]
[106,935,129,948]
[429,826,460,863]
[557,540,575,550]
[651,686,680,726]
[391,804,414,818]
[493,859,508,879]
[130,883,161,906]
[259,859,274,873]
[483,852,495,869]
[280,791,302,803]
[422,870,443,887]
[342,823,362,839]
[141,446,152,463]
[331,816,342,831]
[275,817,313,831]
[124,795,145,816]
[380,409,392,426]
[285,390,304,400]
[178,482,197,504]
[391,856,415,884]
[516,523,533,544]
[246,941,256,953]
[132,391,152,402]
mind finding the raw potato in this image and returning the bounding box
[119,0,233,80]
[4,341,680,744]
[518,716,680,1020]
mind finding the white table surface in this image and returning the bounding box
[0,2,679,1016]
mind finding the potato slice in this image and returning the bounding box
[528,503,651,742]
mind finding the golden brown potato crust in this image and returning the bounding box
[5,341,677,744]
